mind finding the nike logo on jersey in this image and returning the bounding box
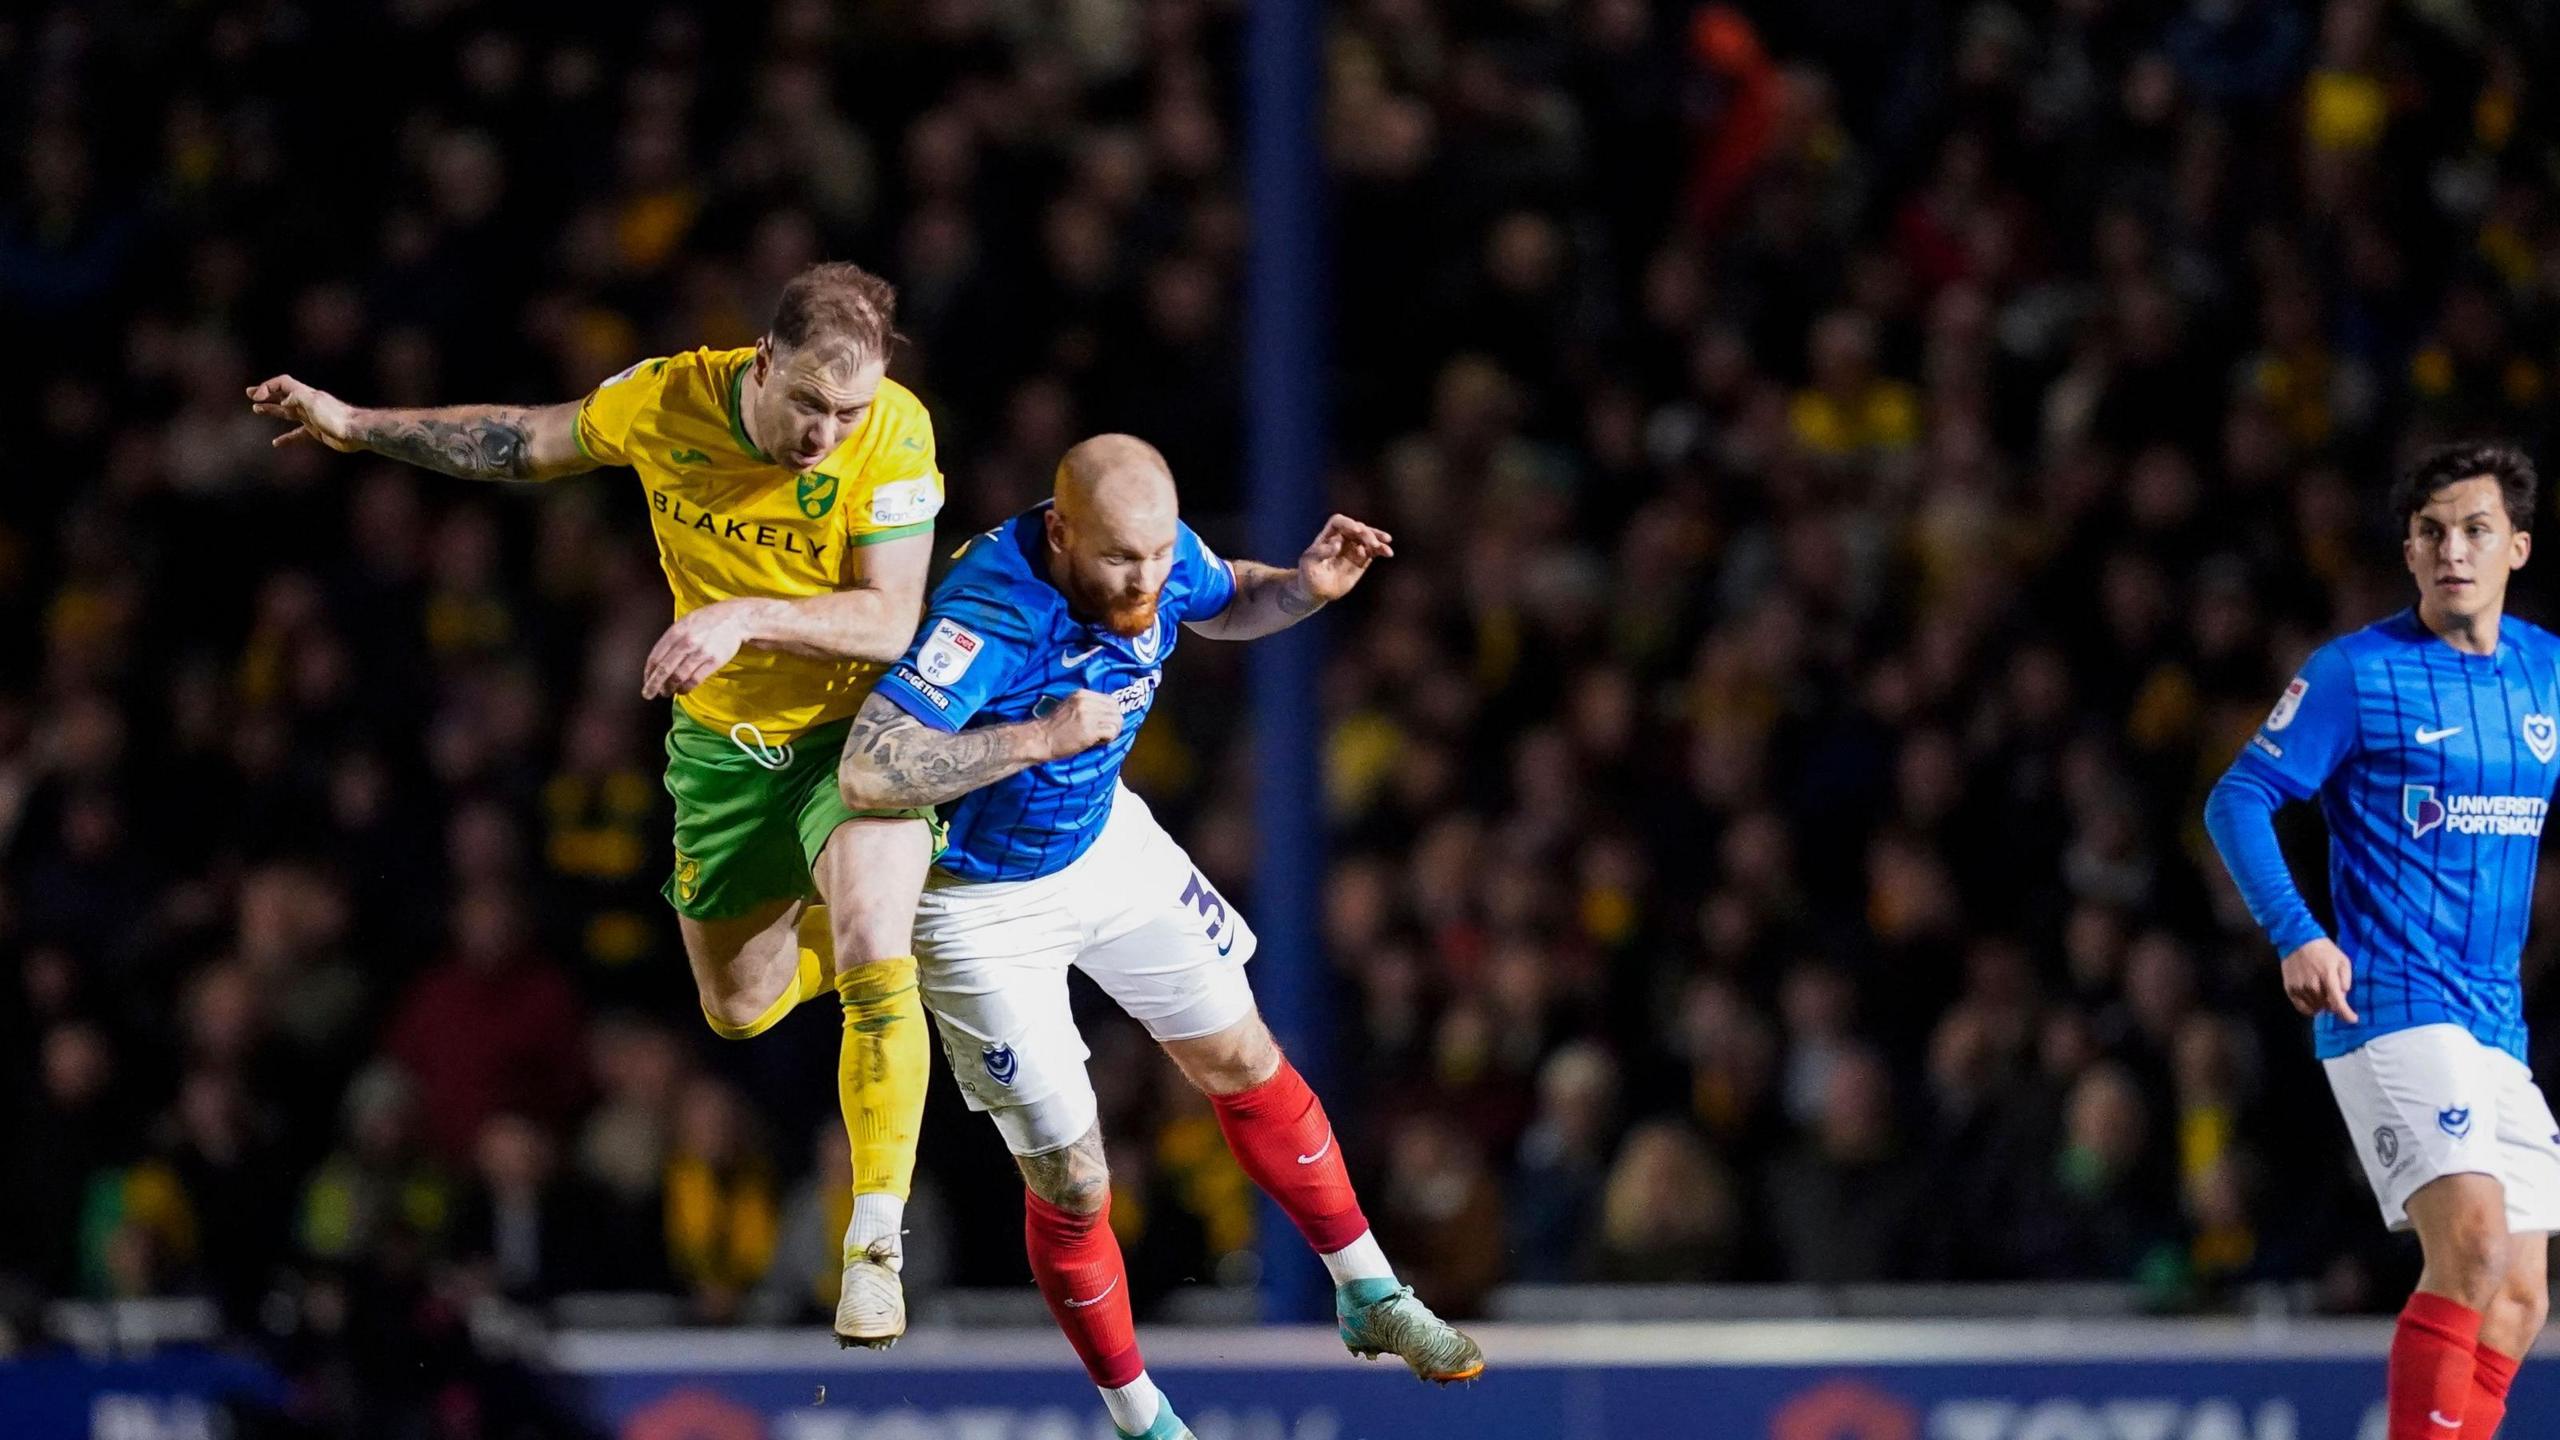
[2417,725,2463,744]
[1297,1133,1335,1165]
[669,447,711,466]
[2431,1412,2464,1431]
[1064,645,1106,667]
[1063,1277,1120,1309]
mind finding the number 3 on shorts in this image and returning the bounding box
[1180,872,1236,957]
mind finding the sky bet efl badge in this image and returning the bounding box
[2265,675,2308,731]
[916,618,981,685]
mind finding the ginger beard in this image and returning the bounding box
[1046,504,1173,638]
[1057,559,1161,637]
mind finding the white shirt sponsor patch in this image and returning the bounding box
[868,478,939,528]
[2265,675,2308,732]
[915,618,982,686]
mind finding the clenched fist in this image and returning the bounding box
[1034,690,1122,760]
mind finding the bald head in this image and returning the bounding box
[1055,433,1176,526]
[1046,433,1179,637]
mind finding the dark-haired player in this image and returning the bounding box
[2207,443,2555,1438]
[249,261,939,1347]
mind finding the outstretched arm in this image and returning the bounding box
[1186,514,1394,641]
[248,375,588,482]
[837,690,1120,810]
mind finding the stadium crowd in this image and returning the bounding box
[9,0,2560,1422]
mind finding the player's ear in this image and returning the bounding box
[753,336,773,382]
[2513,530,2531,569]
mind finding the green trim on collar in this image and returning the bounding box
[725,358,771,463]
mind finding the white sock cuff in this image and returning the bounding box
[849,1192,907,1266]
[1319,1229,1395,1286]
[1101,1373,1162,1434]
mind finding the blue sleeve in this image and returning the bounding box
[2203,643,2360,955]
[2226,641,2362,802]
[873,585,1036,733]
[2204,767,2328,957]
[1173,522,1239,623]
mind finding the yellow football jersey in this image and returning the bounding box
[575,347,945,744]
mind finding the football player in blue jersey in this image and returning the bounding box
[838,434,1481,1440]
[2206,443,2554,1439]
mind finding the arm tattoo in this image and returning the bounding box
[1194,560,1319,639]
[1273,572,1321,617]
[840,693,1046,807]
[358,407,540,480]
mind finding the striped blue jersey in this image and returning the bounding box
[872,502,1237,882]
[2206,610,2560,1061]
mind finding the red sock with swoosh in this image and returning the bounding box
[1024,1189,1141,1388]
[2390,1292,2482,1440]
[1209,1059,1371,1253]
[2465,1340,2518,1438]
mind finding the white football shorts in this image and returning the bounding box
[914,784,1258,1156]
[2324,1022,2560,1232]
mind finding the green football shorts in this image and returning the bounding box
[661,709,941,920]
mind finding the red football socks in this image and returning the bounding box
[2389,1292,2483,1440]
[1024,1189,1142,1388]
[2466,1341,2519,1438]
[1208,1059,1371,1254]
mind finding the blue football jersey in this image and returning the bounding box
[2208,610,2560,1061]
[872,502,1238,882]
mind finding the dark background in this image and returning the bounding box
[6,0,2560,1432]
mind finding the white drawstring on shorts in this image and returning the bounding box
[729,722,794,771]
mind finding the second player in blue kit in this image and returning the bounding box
[2205,443,2553,1439]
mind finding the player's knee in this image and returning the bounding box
[1166,1014,1281,1096]
[2498,1264,2549,1337]
[699,982,780,1039]
[2436,1216,2511,1302]
[1018,1130,1112,1216]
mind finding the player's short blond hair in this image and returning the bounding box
[769,262,898,364]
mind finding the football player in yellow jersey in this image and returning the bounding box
[247,262,944,1347]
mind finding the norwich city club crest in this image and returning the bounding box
[797,472,840,519]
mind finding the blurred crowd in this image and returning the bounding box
[9,0,2560,1423]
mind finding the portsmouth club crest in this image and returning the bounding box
[2524,713,2558,764]
[982,1043,1019,1087]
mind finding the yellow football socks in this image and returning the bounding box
[837,952,927,1210]
[694,904,924,1252]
